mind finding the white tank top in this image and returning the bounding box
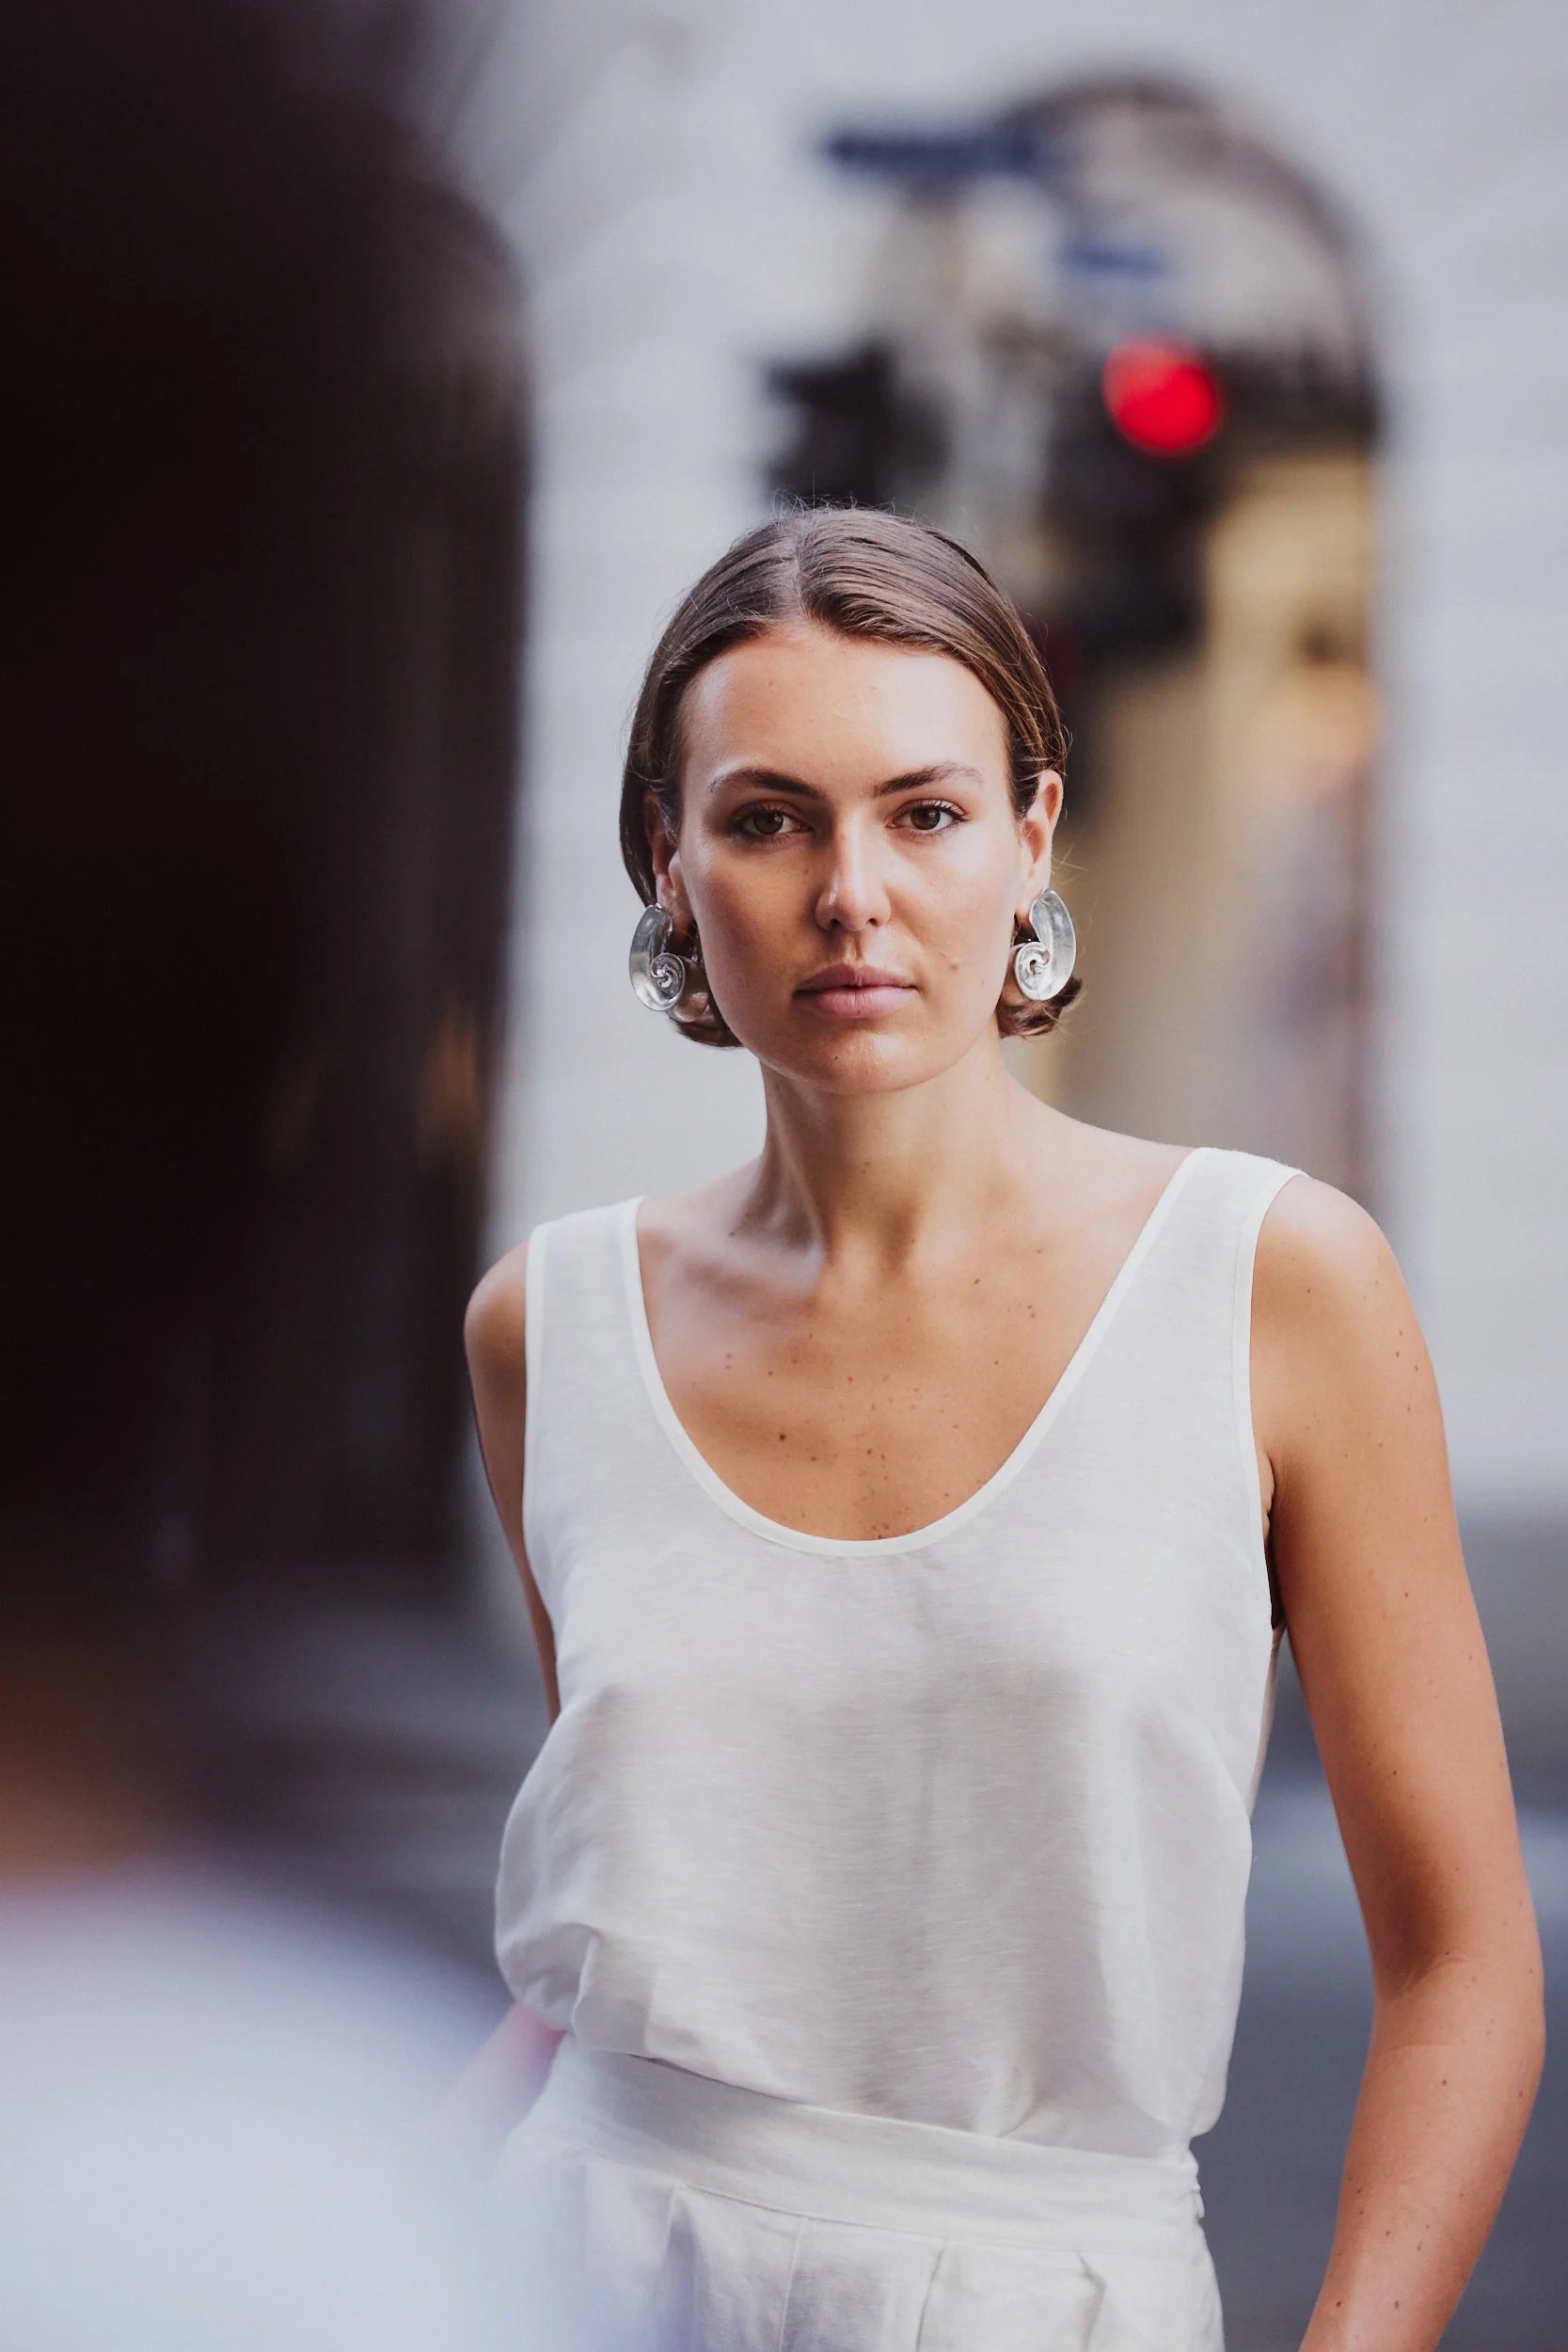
[494,1143,1305,2165]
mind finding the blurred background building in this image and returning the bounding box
[3,2,1563,2345]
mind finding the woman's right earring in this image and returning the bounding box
[628,903,695,1014]
[1012,888,1077,1002]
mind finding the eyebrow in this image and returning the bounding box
[704,760,985,803]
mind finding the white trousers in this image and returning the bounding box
[485,2038,1224,2351]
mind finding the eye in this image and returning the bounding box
[729,804,805,841]
[901,800,964,833]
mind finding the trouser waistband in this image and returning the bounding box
[523,2038,1205,2258]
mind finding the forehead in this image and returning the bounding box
[680,620,1010,783]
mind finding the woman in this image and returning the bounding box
[458,508,1543,2351]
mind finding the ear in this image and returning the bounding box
[643,788,693,927]
[1016,770,1063,915]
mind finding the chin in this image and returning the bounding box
[756,1023,964,1096]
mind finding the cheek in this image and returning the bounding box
[916,849,1015,970]
[695,863,783,953]
[686,863,795,1014]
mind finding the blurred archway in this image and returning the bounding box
[769,76,1382,1196]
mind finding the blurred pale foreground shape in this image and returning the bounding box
[0,1861,530,2352]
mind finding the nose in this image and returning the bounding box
[814,813,893,934]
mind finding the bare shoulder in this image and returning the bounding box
[1253,1164,1398,1296]
[464,1235,531,1389]
[1251,1168,1430,1428]
[1249,1168,1454,1591]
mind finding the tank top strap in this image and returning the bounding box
[1187,1150,1309,1412]
[1124,1139,1304,1386]
[521,1198,651,1625]
[1085,1143,1307,1336]
[1217,1146,1310,1426]
[1053,1144,1307,1638]
[1087,1143,1307,1376]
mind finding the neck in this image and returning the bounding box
[743,1035,1073,1268]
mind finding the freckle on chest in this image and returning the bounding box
[656,1272,1079,1537]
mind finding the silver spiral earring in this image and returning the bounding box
[1012,887,1077,1002]
[629,903,697,1014]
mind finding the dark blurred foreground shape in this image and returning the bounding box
[0,6,537,2339]
[1,0,526,1630]
[0,0,539,2064]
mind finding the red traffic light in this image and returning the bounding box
[1101,341,1225,456]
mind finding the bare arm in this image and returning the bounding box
[465,1240,561,1724]
[425,1999,563,2175]
[429,1242,564,2165]
[1253,1180,1545,2352]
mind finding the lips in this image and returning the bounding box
[797,965,911,993]
[794,963,916,1022]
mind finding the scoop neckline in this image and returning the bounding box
[618,1145,1212,1558]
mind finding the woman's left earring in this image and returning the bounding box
[1012,887,1077,1001]
[629,903,695,1013]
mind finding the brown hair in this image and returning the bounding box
[619,502,1082,1047]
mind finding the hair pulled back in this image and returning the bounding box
[619,503,1081,1046]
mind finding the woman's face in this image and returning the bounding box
[649,618,1060,1094]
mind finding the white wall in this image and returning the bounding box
[466,0,1568,1613]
